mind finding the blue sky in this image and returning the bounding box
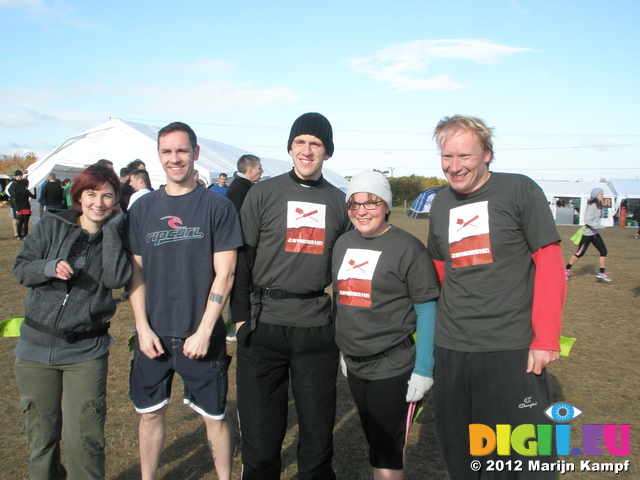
[1,0,639,182]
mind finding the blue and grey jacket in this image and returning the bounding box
[13,209,131,365]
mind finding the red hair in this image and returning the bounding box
[70,164,121,208]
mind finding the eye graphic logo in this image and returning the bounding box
[544,402,584,423]
[161,216,185,229]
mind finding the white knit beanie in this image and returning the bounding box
[346,170,392,207]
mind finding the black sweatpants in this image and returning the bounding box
[433,346,556,480]
[236,322,339,480]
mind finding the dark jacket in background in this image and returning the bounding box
[13,180,36,211]
[226,176,253,214]
[41,181,64,208]
[119,181,134,213]
[227,175,256,324]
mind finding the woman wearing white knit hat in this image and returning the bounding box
[332,170,439,480]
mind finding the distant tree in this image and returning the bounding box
[388,174,448,207]
[421,176,449,190]
[373,169,390,177]
[0,152,38,175]
[345,170,448,207]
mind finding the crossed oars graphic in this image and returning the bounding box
[296,207,319,222]
[456,215,479,232]
[347,259,369,272]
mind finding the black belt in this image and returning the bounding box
[24,317,110,344]
[258,287,325,301]
[345,336,415,363]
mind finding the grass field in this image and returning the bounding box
[0,205,638,479]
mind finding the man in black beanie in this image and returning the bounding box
[232,112,350,480]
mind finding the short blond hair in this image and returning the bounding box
[433,115,495,163]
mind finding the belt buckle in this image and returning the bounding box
[262,287,271,299]
[64,331,80,343]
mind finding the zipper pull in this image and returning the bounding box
[62,294,70,306]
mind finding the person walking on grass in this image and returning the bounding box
[565,188,612,281]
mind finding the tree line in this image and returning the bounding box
[0,152,38,176]
[345,170,449,207]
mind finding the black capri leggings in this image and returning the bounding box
[573,233,607,258]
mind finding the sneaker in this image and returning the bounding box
[565,269,571,280]
[596,272,612,282]
[636,233,640,240]
[226,329,237,343]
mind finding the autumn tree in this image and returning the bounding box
[0,152,38,176]
[388,174,449,207]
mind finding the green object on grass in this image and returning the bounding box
[559,336,576,357]
[412,399,424,423]
[0,318,24,337]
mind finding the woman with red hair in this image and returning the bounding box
[13,163,131,479]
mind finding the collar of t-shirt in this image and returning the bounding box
[288,169,323,187]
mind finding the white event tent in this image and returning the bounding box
[26,118,348,198]
[534,180,615,226]
[607,178,640,223]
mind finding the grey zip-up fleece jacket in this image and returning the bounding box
[583,201,604,236]
[14,209,132,365]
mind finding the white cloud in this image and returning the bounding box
[0,85,64,110]
[0,78,300,133]
[139,82,299,113]
[0,0,49,13]
[347,39,534,92]
[62,80,299,112]
[0,0,99,29]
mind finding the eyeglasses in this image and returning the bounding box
[348,201,383,211]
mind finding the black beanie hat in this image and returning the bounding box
[287,112,334,157]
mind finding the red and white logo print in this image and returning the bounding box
[285,201,326,255]
[161,216,185,229]
[448,201,493,268]
[336,248,382,307]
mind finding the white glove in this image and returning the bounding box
[406,373,434,403]
[340,354,348,378]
